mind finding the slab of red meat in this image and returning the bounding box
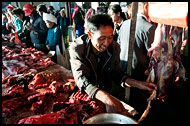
[30,58,55,70]
[2,94,33,117]
[17,111,62,124]
[28,70,61,90]
[146,24,186,99]
[17,90,105,124]
[2,84,25,101]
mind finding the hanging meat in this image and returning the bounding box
[138,24,186,123]
[146,23,186,99]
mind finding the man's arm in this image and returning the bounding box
[69,38,99,98]
[124,78,157,94]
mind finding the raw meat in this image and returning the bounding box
[146,24,186,99]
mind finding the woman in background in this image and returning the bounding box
[108,4,127,41]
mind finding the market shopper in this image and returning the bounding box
[43,13,61,63]
[108,4,127,41]
[118,2,156,113]
[57,8,70,48]
[69,14,157,114]
[72,4,85,38]
[23,3,48,53]
[118,2,156,81]
[12,8,25,35]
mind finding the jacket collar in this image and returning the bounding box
[137,13,148,21]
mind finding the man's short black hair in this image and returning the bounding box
[37,4,47,13]
[12,8,24,15]
[87,14,114,34]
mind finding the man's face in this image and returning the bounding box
[88,25,114,52]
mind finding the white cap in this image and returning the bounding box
[43,13,57,24]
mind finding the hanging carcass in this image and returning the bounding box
[138,23,186,122]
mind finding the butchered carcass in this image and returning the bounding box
[146,24,186,99]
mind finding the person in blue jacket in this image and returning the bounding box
[43,13,62,63]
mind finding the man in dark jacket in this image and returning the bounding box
[118,2,156,81]
[23,3,48,53]
[118,2,156,113]
[69,14,157,114]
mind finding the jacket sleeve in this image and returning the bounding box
[144,24,156,50]
[48,27,60,49]
[69,39,99,98]
[15,19,23,35]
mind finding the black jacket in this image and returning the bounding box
[69,34,128,98]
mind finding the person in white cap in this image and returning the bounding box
[43,13,62,63]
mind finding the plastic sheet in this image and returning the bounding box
[148,2,188,28]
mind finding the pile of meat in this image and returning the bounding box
[2,70,76,117]
[2,47,54,79]
[2,38,105,124]
[17,90,105,124]
[146,24,186,99]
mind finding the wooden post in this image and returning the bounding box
[65,2,72,25]
[125,2,138,101]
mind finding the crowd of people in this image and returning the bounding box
[2,3,70,63]
[2,2,189,123]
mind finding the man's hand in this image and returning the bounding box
[26,25,34,31]
[125,78,157,94]
[95,90,126,114]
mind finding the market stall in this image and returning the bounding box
[2,2,188,124]
[1,36,107,124]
